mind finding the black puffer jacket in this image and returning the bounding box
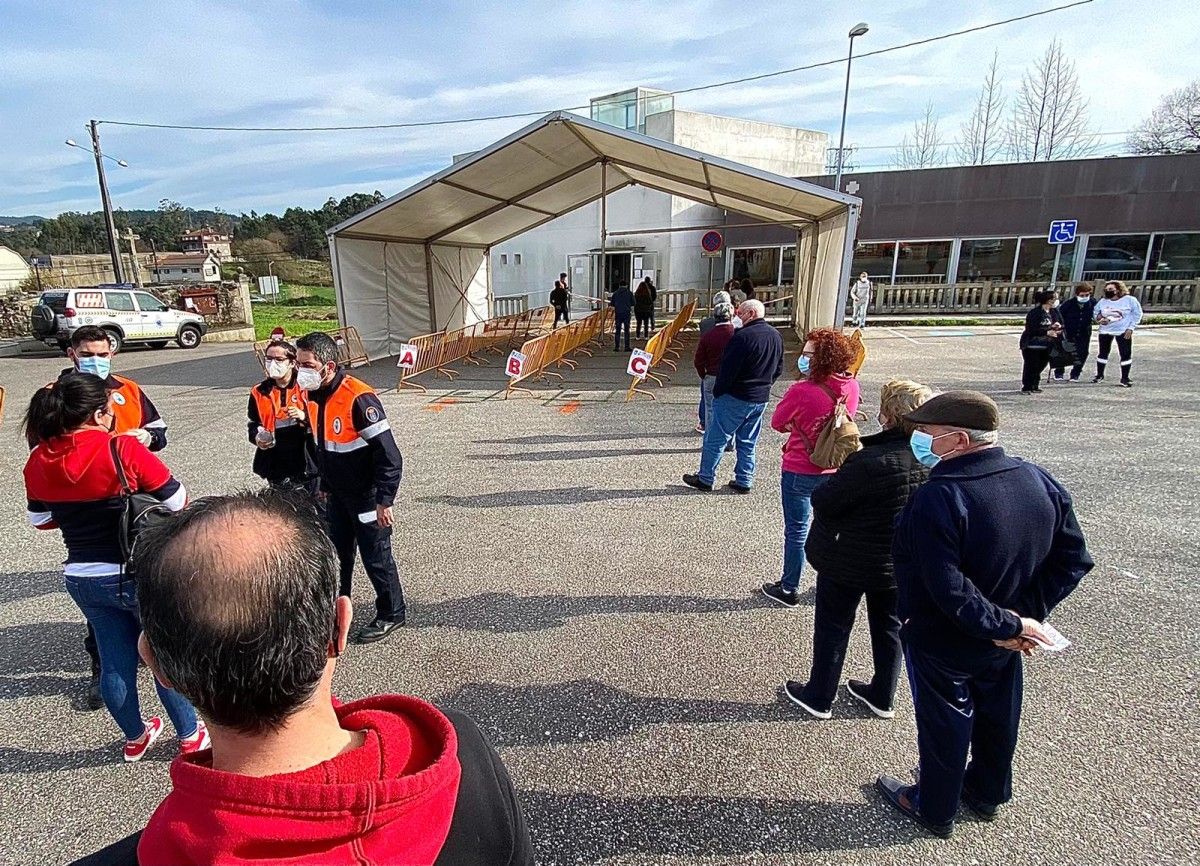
[805,427,930,589]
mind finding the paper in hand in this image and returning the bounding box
[1032,622,1071,652]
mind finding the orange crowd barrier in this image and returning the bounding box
[253,325,369,370]
[847,328,867,377]
[626,298,698,401]
[397,330,452,393]
[504,308,608,398]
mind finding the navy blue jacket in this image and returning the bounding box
[712,318,784,404]
[893,447,1093,658]
[609,287,634,319]
[1060,296,1097,343]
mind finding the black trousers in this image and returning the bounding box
[635,314,651,337]
[1096,332,1133,381]
[1053,330,1090,379]
[906,645,1023,825]
[1020,347,1049,391]
[84,624,99,670]
[325,494,406,622]
[553,307,570,327]
[803,575,901,711]
[614,316,631,350]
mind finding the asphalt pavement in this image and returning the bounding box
[1,325,1197,864]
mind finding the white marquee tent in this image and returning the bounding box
[327,111,861,360]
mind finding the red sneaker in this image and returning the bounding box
[179,720,210,756]
[124,717,164,763]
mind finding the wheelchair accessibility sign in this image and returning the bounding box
[1047,220,1078,244]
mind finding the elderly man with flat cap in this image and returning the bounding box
[875,390,1093,838]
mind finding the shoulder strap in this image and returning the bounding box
[109,437,133,497]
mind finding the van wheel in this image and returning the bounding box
[177,325,201,349]
[103,329,123,353]
[147,340,168,349]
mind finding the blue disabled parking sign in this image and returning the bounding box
[1048,219,1078,244]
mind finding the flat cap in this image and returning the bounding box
[904,390,1000,431]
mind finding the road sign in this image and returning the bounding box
[30,255,52,268]
[701,250,722,258]
[627,348,653,379]
[1048,220,1078,244]
[701,230,723,253]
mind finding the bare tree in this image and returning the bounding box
[1128,79,1200,154]
[892,102,945,168]
[1008,39,1094,161]
[957,51,1006,164]
[825,144,858,174]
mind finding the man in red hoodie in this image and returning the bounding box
[75,487,530,866]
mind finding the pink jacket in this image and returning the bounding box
[770,375,861,475]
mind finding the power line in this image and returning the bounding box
[98,0,1094,134]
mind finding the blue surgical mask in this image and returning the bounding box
[910,430,941,468]
[797,355,811,375]
[1077,295,1091,303]
[76,355,111,380]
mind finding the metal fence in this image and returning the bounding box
[860,279,1199,316]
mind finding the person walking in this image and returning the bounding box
[609,282,634,352]
[782,380,933,719]
[634,279,655,339]
[875,391,1093,838]
[22,372,206,762]
[296,332,406,643]
[248,340,311,488]
[1053,283,1097,381]
[59,324,168,711]
[1019,290,1063,394]
[683,299,783,493]
[1093,279,1143,387]
[550,273,571,328]
[692,298,736,437]
[761,328,861,606]
[851,272,873,329]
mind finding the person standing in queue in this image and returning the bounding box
[59,324,168,711]
[550,273,571,328]
[634,279,655,339]
[248,340,311,488]
[609,282,634,352]
[296,332,406,643]
[1018,290,1063,394]
[876,391,1093,838]
[1093,279,1143,387]
[1053,283,1097,382]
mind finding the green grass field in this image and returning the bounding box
[252,283,339,340]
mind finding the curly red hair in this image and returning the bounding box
[804,328,855,381]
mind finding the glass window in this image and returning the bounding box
[956,238,1019,282]
[1082,234,1151,280]
[1014,237,1076,282]
[851,242,895,284]
[895,240,953,283]
[514,253,523,266]
[780,246,796,285]
[1147,233,1200,280]
[730,248,780,286]
[105,292,135,311]
[135,292,167,312]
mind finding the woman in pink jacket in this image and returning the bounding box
[762,328,861,607]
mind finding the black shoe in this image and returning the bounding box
[875,775,954,838]
[1032,388,1043,393]
[1120,380,1133,388]
[85,665,103,711]
[782,681,831,719]
[961,786,1000,821]
[1020,389,1034,395]
[1092,375,1104,383]
[682,473,713,491]
[724,444,735,453]
[726,481,752,494]
[760,581,799,608]
[356,618,403,644]
[846,679,895,719]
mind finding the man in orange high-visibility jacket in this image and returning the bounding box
[295,332,405,644]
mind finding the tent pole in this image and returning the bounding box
[424,243,438,332]
[599,159,608,310]
[485,245,494,317]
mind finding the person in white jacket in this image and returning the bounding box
[1092,279,1143,388]
[851,273,873,328]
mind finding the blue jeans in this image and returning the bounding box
[64,572,198,741]
[697,382,707,428]
[701,375,717,432]
[697,394,766,488]
[780,471,829,592]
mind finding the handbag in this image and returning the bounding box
[109,438,173,567]
[794,383,861,470]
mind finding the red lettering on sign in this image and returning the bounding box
[399,349,416,367]
[507,356,523,376]
[630,356,648,375]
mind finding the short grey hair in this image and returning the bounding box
[962,427,999,445]
[740,299,766,319]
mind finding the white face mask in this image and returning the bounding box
[296,367,324,391]
[265,360,290,380]
[732,315,744,329]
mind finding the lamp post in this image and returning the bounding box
[66,121,129,284]
[834,22,869,194]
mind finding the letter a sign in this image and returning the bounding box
[396,343,418,369]
[506,350,527,378]
[627,348,653,379]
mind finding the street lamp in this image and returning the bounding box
[834,21,869,194]
[65,121,128,283]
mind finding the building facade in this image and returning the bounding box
[490,89,828,306]
[151,252,221,284]
[181,228,233,260]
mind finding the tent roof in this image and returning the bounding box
[328,111,859,249]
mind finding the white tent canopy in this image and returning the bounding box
[328,111,861,359]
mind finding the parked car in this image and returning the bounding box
[30,285,208,352]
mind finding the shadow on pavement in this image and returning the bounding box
[0,570,63,604]
[437,678,794,747]
[0,742,171,775]
[121,349,262,391]
[414,591,768,633]
[0,621,88,676]
[419,485,697,508]
[469,447,698,463]
[521,787,919,861]
[475,430,698,446]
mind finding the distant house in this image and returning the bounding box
[0,244,33,291]
[151,252,221,284]
[180,228,233,260]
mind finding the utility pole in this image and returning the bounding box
[123,228,143,288]
[89,120,125,284]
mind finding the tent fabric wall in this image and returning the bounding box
[332,237,429,359]
[429,244,489,331]
[789,211,851,337]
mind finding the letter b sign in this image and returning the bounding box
[506,350,527,378]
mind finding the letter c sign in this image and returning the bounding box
[627,349,653,379]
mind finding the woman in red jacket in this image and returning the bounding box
[762,328,861,608]
[23,372,205,762]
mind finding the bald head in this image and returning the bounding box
[738,299,765,323]
[134,488,341,732]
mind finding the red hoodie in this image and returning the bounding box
[138,695,462,866]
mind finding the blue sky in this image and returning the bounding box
[2,0,1196,218]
